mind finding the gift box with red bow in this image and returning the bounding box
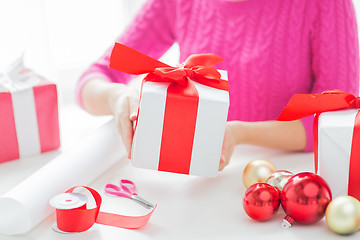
[109,43,229,177]
[0,56,60,164]
[278,90,360,200]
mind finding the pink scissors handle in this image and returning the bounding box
[105,179,155,209]
[104,179,137,198]
[120,179,137,194]
[104,183,130,198]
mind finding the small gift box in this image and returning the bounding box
[277,90,360,200]
[0,56,60,163]
[109,43,229,177]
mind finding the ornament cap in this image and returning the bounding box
[282,215,294,229]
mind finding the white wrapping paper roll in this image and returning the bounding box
[0,119,124,235]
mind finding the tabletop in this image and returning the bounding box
[0,104,357,240]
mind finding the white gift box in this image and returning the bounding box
[131,70,229,177]
[317,109,360,200]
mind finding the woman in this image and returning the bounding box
[77,0,359,171]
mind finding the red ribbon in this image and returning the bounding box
[277,90,360,200]
[109,43,229,174]
[54,186,156,232]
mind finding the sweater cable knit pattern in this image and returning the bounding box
[77,0,359,151]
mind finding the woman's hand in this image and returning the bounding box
[218,119,307,171]
[219,121,243,171]
[111,88,139,159]
[81,78,139,159]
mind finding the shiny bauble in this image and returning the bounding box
[281,172,332,224]
[243,159,276,189]
[326,196,360,235]
[266,170,294,191]
[243,183,281,221]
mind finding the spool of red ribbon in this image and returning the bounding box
[49,186,156,233]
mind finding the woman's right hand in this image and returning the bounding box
[110,87,139,159]
[81,78,140,159]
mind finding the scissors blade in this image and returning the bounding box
[130,195,155,209]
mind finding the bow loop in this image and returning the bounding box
[183,54,224,68]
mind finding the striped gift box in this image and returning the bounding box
[0,58,60,163]
[131,71,229,177]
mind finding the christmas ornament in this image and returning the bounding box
[243,159,276,189]
[326,196,360,235]
[243,183,280,221]
[266,170,294,191]
[281,172,332,228]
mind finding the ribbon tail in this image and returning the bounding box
[96,206,156,229]
[109,43,170,75]
[348,111,360,199]
[313,114,319,174]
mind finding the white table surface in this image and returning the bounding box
[0,104,357,240]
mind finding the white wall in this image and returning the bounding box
[0,0,359,102]
[0,0,147,105]
[0,0,146,76]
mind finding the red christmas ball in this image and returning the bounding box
[281,172,332,224]
[243,183,281,221]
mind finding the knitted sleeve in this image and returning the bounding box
[76,0,176,107]
[302,0,360,151]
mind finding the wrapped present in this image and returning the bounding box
[277,90,360,200]
[0,56,60,163]
[109,43,229,177]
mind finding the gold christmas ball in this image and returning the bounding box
[326,196,360,235]
[243,159,276,189]
[266,170,294,191]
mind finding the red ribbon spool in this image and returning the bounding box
[50,186,156,233]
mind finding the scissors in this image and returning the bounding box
[105,179,155,209]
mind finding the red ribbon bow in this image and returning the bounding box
[277,89,360,200]
[277,90,360,121]
[109,43,229,91]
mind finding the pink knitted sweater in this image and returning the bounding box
[77,0,359,151]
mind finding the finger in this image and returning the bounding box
[130,113,137,121]
[218,154,225,171]
[128,91,139,121]
[115,99,133,159]
[219,162,225,171]
[127,94,139,157]
[220,154,226,163]
[117,116,132,157]
[119,116,134,159]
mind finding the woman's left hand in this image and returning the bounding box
[218,119,308,171]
